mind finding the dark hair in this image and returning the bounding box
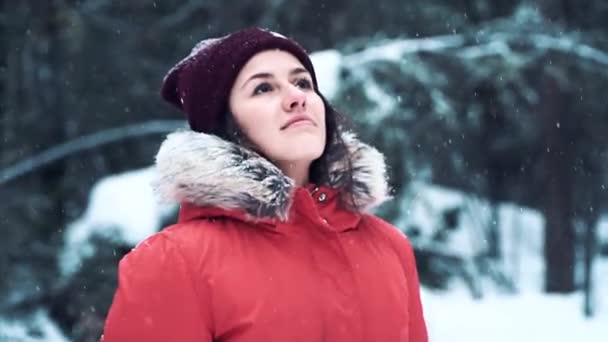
[214,93,357,203]
[310,94,354,186]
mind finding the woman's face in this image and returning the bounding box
[228,50,326,169]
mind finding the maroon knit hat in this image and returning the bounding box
[161,27,319,133]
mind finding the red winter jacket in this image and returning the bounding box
[102,131,427,342]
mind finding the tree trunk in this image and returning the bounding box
[478,83,503,260]
[582,213,598,316]
[540,71,576,293]
[537,0,576,294]
[31,0,70,235]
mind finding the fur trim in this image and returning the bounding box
[153,130,390,221]
[327,132,391,212]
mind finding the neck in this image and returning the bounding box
[277,160,311,187]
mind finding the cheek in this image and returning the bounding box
[232,103,272,137]
[242,119,274,148]
[234,111,278,154]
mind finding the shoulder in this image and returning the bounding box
[360,214,415,259]
[119,219,234,273]
[361,214,412,245]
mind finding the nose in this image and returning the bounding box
[282,85,306,112]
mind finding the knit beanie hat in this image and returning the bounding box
[161,27,319,133]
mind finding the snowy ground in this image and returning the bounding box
[424,277,608,341]
[399,181,608,341]
[425,290,607,341]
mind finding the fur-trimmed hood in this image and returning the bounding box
[153,130,390,221]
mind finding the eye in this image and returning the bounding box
[295,78,312,90]
[253,82,273,95]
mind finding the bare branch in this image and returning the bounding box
[153,0,209,31]
[79,0,113,14]
[81,11,139,35]
[75,0,139,34]
[0,120,186,185]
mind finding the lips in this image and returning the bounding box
[281,115,315,130]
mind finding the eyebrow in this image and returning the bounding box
[241,67,310,89]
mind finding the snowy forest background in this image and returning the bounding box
[1,0,608,341]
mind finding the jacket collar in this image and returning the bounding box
[153,129,390,223]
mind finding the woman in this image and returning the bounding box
[102,27,428,342]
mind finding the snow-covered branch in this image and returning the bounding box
[458,32,608,67]
[343,31,608,68]
[344,35,466,65]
